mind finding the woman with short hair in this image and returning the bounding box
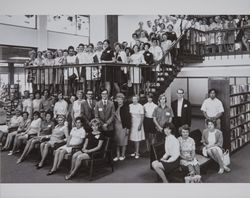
[53,92,68,119]
[178,124,200,176]
[65,118,105,180]
[151,122,180,183]
[36,115,69,168]
[202,119,231,174]
[113,93,131,161]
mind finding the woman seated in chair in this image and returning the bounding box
[11,111,42,156]
[202,119,230,174]
[36,115,69,169]
[178,124,200,176]
[3,112,31,152]
[16,111,55,163]
[47,117,86,175]
[65,118,105,180]
[151,122,180,183]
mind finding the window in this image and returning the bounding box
[0,15,36,29]
[47,15,89,36]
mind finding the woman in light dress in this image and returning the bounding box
[161,33,172,65]
[202,119,231,174]
[178,124,200,176]
[129,95,145,159]
[128,45,145,95]
[71,90,85,126]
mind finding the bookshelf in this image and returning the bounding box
[208,77,250,153]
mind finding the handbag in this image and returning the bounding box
[223,149,230,166]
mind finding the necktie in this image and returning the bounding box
[103,101,107,110]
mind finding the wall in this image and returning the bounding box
[0,15,106,49]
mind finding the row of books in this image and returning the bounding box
[230,113,250,128]
[231,122,250,140]
[230,103,250,117]
[230,84,250,95]
[230,94,250,106]
[231,133,250,152]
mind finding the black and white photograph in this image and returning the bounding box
[0,0,250,197]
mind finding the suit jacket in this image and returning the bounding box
[114,102,131,129]
[81,100,96,126]
[94,100,115,131]
[171,98,191,127]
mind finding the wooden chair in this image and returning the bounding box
[85,137,114,181]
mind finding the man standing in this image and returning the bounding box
[171,89,191,136]
[201,89,224,129]
[81,90,96,133]
[94,89,115,138]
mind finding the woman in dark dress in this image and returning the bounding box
[113,93,131,161]
[100,39,115,95]
[65,118,105,180]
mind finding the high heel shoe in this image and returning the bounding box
[47,170,56,176]
[36,165,43,169]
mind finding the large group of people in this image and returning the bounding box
[0,85,231,182]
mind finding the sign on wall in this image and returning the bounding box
[0,15,36,28]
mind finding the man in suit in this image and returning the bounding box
[81,90,96,133]
[94,89,115,138]
[171,89,191,137]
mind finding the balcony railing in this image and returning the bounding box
[181,26,250,57]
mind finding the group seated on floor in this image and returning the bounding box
[0,87,231,182]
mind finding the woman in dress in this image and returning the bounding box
[129,45,145,95]
[33,51,45,90]
[113,93,131,161]
[53,92,68,119]
[3,112,31,152]
[44,50,55,91]
[178,124,200,176]
[54,49,64,93]
[226,15,237,52]
[32,91,42,112]
[71,90,84,127]
[47,117,86,175]
[37,115,69,168]
[11,111,42,155]
[65,118,105,180]
[151,122,180,183]
[129,95,145,159]
[16,111,54,163]
[202,119,231,174]
[161,33,172,65]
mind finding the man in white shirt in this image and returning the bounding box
[201,89,224,129]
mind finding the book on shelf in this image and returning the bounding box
[230,84,250,95]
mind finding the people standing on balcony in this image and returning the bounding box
[54,49,64,93]
[100,39,115,96]
[214,16,223,53]
[161,33,173,65]
[165,24,177,62]
[130,33,139,48]
[149,37,163,71]
[143,93,157,150]
[33,91,42,112]
[53,92,68,119]
[171,89,191,137]
[202,119,231,174]
[94,89,115,138]
[81,90,96,133]
[207,17,217,54]
[139,31,149,43]
[113,93,131,161]
[151,122,180,183]
[76,43,86,92]
[44,50,55,92]
[113,42,128,94]
[33,51,44,91]
[71,90,84,127]
[242,15,250,51]
[129,95,145,159]
[153,94,174,142]
[134,21,148,39]
[16,111,54,163]
[225,15,237,52]
[64,46,79,96]
[235,15,244,51]
[146,20,153,34]
[157,23,166,40]
[128,44,145,95]
[201,89,224,129]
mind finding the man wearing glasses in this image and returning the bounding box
[171,89,192,137]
